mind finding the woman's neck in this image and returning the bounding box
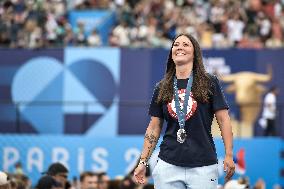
[175,63,193,79]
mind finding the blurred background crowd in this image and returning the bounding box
[0,0,284,49]
[0,162,154,189]
[0,162,281,189]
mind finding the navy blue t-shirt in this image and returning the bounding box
[149,75,229,167]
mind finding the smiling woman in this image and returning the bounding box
[171,36,194,70]
[133,34,235,189]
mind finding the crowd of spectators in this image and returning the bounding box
[0,162,155,189]
[0,162,282,189]
[109,0,284,48]
[0,0,284,49]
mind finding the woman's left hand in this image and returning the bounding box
[224,155,235,182]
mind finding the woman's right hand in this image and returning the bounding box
[133,164,147,185]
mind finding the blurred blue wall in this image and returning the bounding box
[0,48,283,136]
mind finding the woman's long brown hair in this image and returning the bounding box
[157,34,212,103]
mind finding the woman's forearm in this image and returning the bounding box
[216,110,233,157]
[220,120,233,157]
[140,117,163,162]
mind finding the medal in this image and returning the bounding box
[177,128,187,143]
[173,73,193,143]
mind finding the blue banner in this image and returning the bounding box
[0,136,281,188]
[0,49,64,133]
[0,48,284,136]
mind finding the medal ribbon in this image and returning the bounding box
[173,73,193,130]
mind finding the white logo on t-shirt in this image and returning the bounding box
[167,89,197,120]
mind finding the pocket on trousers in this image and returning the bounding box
[151,159,160,176]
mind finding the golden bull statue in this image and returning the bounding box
[220,67,272,137]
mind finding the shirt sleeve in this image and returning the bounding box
[211,75,229,112]
[148,84,164,118]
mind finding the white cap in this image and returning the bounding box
[224,180,246,189]
[0,171,9,185]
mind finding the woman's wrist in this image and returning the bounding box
[225,152,233,158]
[138,160,149,167]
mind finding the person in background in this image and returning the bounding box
[97,173,109,189]
[0,171,10,189]
[46,163,69,189]
[36,175,62,189]
[14,162,24,175]
[80,172,98,189]
[261,86,279,136]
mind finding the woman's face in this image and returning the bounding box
[171,35,194,66]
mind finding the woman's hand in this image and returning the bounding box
[224,155,235,182]
[133,164,147,185]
